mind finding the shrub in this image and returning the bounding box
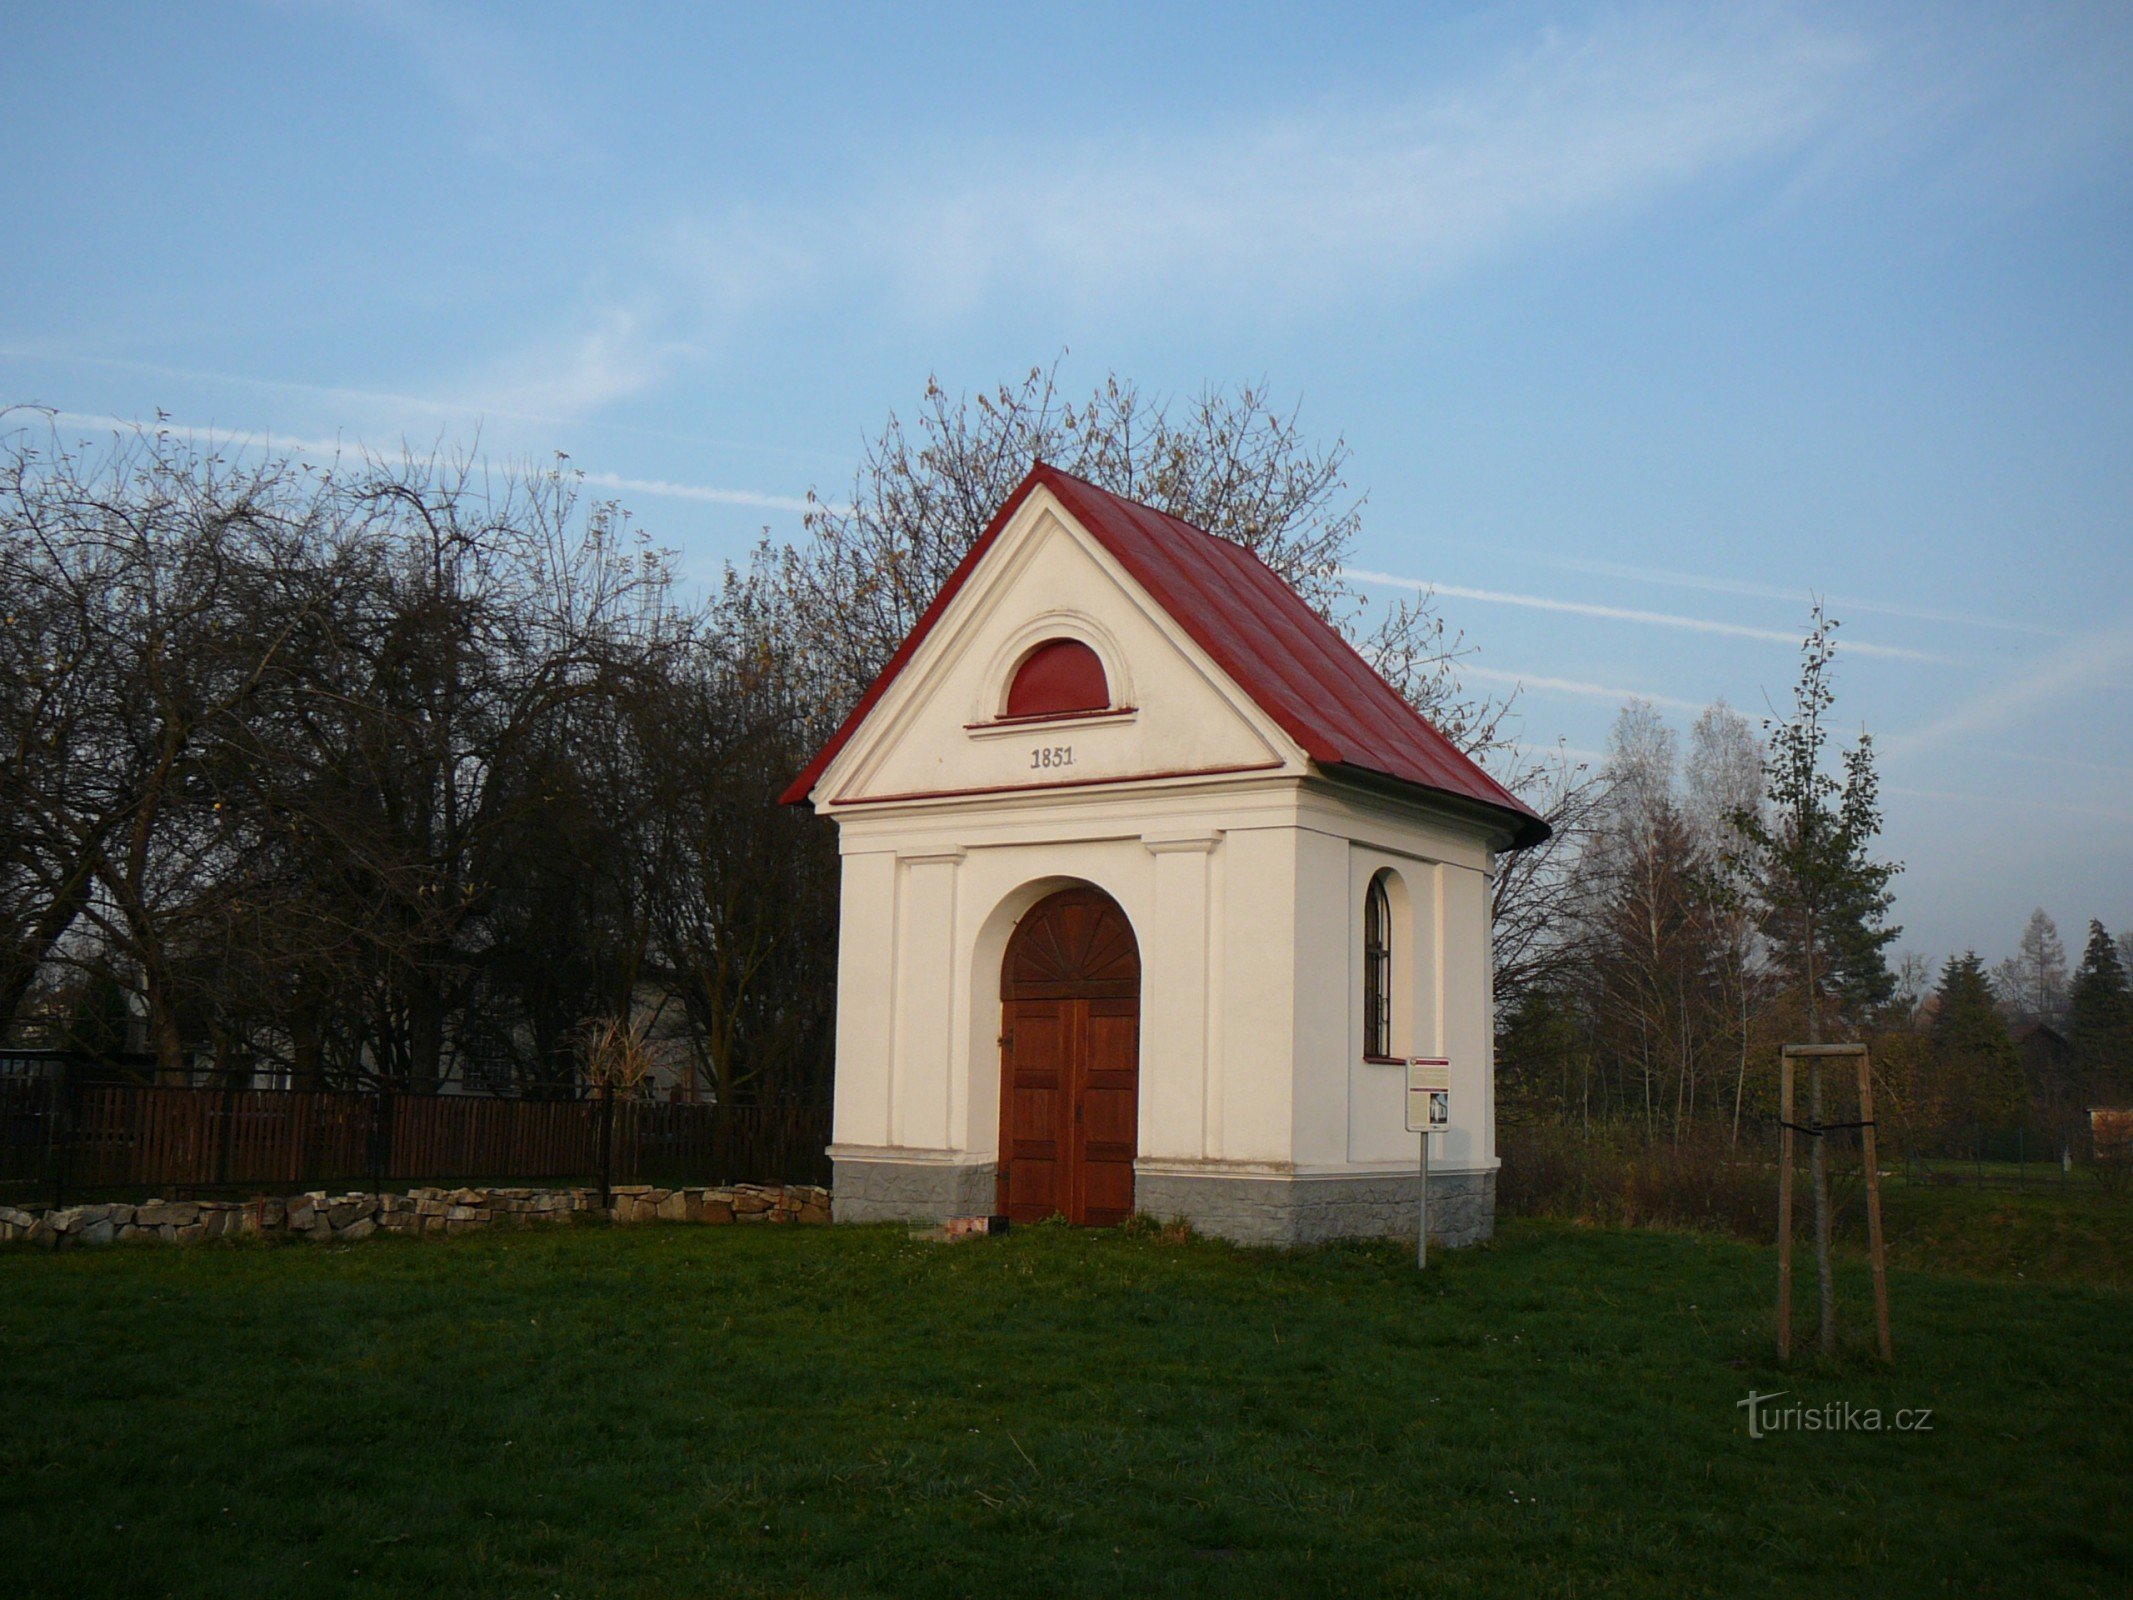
[1497,1123,1779,1238]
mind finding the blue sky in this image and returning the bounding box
[4,1,2129,967]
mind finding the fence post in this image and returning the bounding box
[48,1057,71,1210]
[1974,1126,1984,1188]
[370,1087,392,1191]
[598,1082,614,1211]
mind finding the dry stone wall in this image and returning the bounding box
[0,1182,832,1248]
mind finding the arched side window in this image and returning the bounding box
[1005,638,1110,719]
[1364,870,1394,1060]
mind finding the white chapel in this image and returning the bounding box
[782,464,1547,1246]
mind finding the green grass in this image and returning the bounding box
[1,1218,2127,1599]
[1873,1181,2133,1286]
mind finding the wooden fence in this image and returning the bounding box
[0,1076,830,1199]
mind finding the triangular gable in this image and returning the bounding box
[801,489,1304,808]
[783,464,1548,848]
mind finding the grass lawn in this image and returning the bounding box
[1,1215,2128,1599]
[1874,1180,2133,1287]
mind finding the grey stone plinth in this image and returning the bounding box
[831,1155,997,1223]
[1133,1166,1494,1249]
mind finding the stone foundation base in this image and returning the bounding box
[1133,1166,1495,1249]
[830,1154,996,1223]
[830,1153,1493,1249]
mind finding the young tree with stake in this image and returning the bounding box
[1730,603,1900,1358]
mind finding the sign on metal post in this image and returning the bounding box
[1406,1059,1450,1268]
[1405,1059,1450,1133]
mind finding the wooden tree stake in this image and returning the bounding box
[1856,1050,1893,1361]
[1777,1052,1795,1363]
[1777,1043,1893,1365]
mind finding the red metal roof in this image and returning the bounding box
[782,463,1548,848]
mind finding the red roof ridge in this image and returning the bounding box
[781,462,1548,848]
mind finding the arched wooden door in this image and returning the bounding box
[997,885,1141,1226]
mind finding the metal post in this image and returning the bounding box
[1417,1127,1429,1270]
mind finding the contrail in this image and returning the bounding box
[1477,548,2064,639]
[29,410,825,515]
[0,345,845,467]
[1344,568,1949,663]
[1462,664,1703,712]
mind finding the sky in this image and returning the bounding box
[3,0,2130,969]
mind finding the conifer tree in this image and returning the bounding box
[1931,952,2027,1127]
[2067,921,2133,1105]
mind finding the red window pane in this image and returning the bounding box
[1006,639,1109,717]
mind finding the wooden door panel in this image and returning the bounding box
[1077,999,1140,1225]
[1002,998,1070,1222]
[999,888,1141,1227]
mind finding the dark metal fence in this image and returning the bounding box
[1890,1122,2108,1190]
[0,1074,831,1202]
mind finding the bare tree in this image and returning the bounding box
[1687,700,1770,1143]
[1993,908,2067,1029]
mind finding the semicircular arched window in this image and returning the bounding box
[1005,638,1110,719]
[1364,871,1395,1060]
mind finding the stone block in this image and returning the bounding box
[831,1156,995,1224]
[78,1218,116,1245]
[656,1191,690,1222]
[337,1218,377,1242]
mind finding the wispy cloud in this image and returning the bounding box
[1881,621,2133,760]
[303,0,590,172]
[1345,568,1948,662]
[452,304,692,422]
[1885,785,2133,827]
[802,7,1869,320]
[1938,742,2133,779]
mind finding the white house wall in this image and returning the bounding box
[826,780,1499,1193]
[808,481,1508,1243]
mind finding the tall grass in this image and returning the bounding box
[1497,1122,1781,1237]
